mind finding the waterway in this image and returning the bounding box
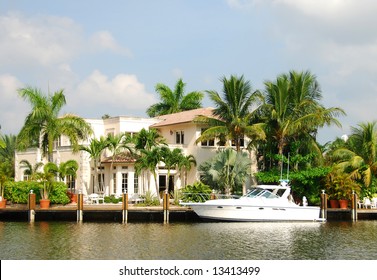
[1,220,377,260]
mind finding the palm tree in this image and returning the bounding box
[0,134,17,178]
[35,162,59,200]
[333,121,377,190]
[199,148,252,195]
[59,160,79,192]
[135,146,163,198]
[79,136,108,193]
[195,75,265,152]
[133,128,166,196]
[106,133,133,171]
[134,128,166,151]
[19,159,44,181]
[160,147,184,193]
[146,78,204,117]
[260,70,345,167]
[17,87,93,162]
[177,154,196,187]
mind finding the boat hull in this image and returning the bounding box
[183,203,323,222]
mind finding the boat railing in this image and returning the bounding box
[180,192,241,203]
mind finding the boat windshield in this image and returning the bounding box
[245,188,280,199]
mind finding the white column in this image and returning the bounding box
[128,170,135,194]
[116,166,122,196]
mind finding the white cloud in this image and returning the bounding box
[89,31,133,57]
[74,70,156,117]
[0,12,83,67]
[0,12,132,68]
[0,12,140,131]
[0,74,28,134]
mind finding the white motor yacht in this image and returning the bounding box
[180,180,324,222]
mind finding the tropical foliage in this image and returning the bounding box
[3,181,70,204]
[199,148,252,195]
[17,87,93,162]
[10,71,374,205]
[147,78,204,117]
[195,75,265,152]
[329,121,377,198]
[0,134,16,177]
[79,136,108,193]
[257,70,345,169]
[180,181,212,202]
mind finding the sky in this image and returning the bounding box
[1,0,377,144]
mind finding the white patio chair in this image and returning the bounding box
[371,198,377,209]
[97,193,105,204]
[129,193,145,204]
[89,193,99,204]
[363,198,372,209]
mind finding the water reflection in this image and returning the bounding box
[0,221,376,260]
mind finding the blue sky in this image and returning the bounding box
[1,0,377,144]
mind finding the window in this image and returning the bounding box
[53,137,61,149]
[98,174,105,192]
[200,128,215,147]
[66,175,76,192]
[23,172,30,181]
[113,173,117,194]
[122,173,128,193]
[231,138,245,148]
[134,176,139,194]
[176,131,184,144]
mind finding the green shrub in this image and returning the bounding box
[4,181,70,205]
[140,190,160,206]
[180,181,212,202]
[104,195,122,204]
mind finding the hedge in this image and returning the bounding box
[3,181,70,205]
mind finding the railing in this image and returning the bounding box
[180,192,241,203]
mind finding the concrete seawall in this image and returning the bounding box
[1,203,377,222]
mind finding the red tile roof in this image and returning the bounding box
[150,107,215,128]
[101,152,136,163]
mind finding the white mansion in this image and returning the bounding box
[14,108,257,197]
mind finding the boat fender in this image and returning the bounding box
[302,196,308,207]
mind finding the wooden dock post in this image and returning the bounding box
[163,190,169,223]
[351,190,358,221]
[210,189,216,200]
[77,191,83,222]
[320,190,327,220]
[28,190,36,223]
[122,191,128,224]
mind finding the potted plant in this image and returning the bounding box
[0,176,7,209]
[325,170,360,209]
[37,163,59,209]
[59,160,79,203]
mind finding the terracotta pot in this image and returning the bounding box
[40,199,50,209]
[329,199,340,208]
[0,199,7,209]
[71,194,78,203]
[339,199,349,209]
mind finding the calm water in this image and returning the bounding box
[1,220,377,260]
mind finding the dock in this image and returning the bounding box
[0,203,200,222]
[1,203,377,222]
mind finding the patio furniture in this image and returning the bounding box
[97,193,105,204]
[371,198,377,209]
[88,193,99,204]
[129,193,145,204]
[357,200,364,208]
[363,198,373,209]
